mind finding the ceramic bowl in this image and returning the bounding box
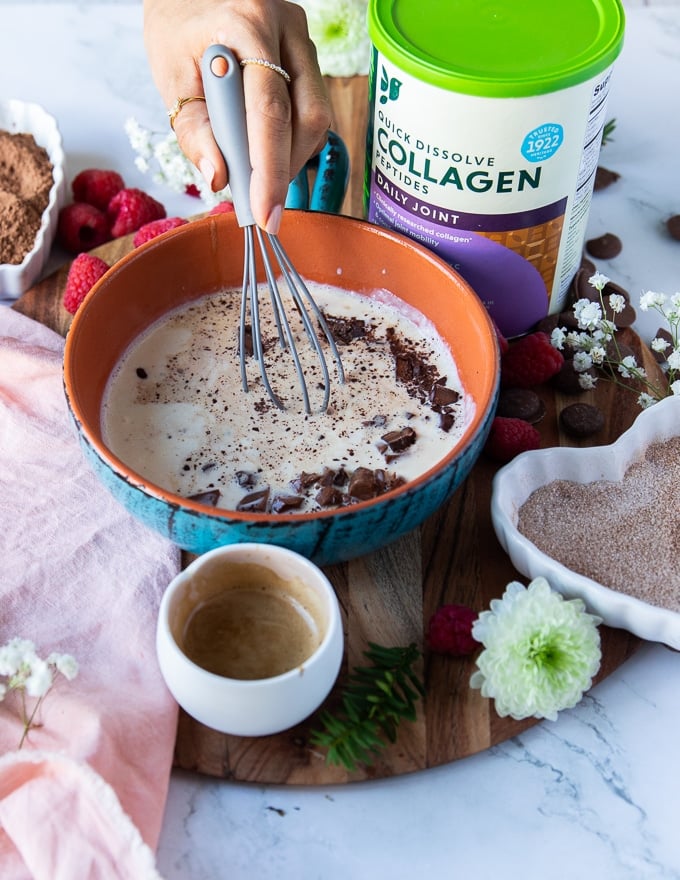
[63,210,499,566]
[0,99,67,299]
[491,395,680,649]
[156,543,343,736]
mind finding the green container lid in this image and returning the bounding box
[368,0,625,97]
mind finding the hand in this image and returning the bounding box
[143,0,332,233]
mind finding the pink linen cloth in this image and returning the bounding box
[0,307,181,879]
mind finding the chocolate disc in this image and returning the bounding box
[559,402,605,439]
[585,232,622,260]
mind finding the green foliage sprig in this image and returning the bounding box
[601,118,617,146]
[310,642,425,772]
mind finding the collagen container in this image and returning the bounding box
[365,0,625,338]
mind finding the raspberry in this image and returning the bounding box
[209,200,236,215]
[56,202,111,254]
[63,253,110,315]
[501,331,564,388]
[426,604,478,656]
[185,183,201,198]
[484,416,541,462]
[72,168,125,211]
[133,216,188,247]
[107,187,166,237]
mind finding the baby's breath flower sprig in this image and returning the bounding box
[0,638,79,748]
[550,272,679,408]
[124,117,228,208]
[470,577,602,722]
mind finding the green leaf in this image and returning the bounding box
[309,642,425,772]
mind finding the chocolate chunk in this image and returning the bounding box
[666,215,680,241]
[235,470,257,488]
[236,486,270,512]
[497,388,546,424]
[323,314,367,344]
[271,494,305,513]
[362,414,387,427]
[580,256,597,276]
[187,489,221,506]
[551,358,596,395]
[347,466,381,500]
[241,324,254,357]
[430,383,459,407]
[559,402,605,439]
[315,485,344,507]
[594,166,620,191]
[380,426,417,453]
[585,232,622,260]
[439,411,455,432]
[290,471,322,492]
[135,367,148,379]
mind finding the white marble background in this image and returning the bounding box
[1,3,679,879]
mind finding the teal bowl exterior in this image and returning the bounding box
[63,211,500,567]
[67,390,497,567]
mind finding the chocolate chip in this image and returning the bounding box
[585,232,622,260]
[235,470,257,488]
[323,313,367,344]
[271,494,304,513]
[236,487,270,512]
[380,426,417,453]
[593,166,620,191]
[135,367,148,379]
[315,485,344,507]
[497,388,546,423]
[666,215,680,241]
[290,471,322,492]
[347,467,381,500]
[430,383,459,407]
[187,489,221,506]
[559,402,605,438]
[439,411,455,432]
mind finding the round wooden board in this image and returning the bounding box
[13,76,654,785]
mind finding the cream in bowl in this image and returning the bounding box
[491,395,680,650]
[156,543,343,736]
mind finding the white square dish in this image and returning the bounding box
[491,394,680,650]
[0,99,66,300]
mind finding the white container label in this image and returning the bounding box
[366,52,615,337]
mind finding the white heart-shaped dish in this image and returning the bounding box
[491,394,680,649]
[0,99,67,299]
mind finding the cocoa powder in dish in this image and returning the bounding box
[0,130,54,265]
[517,437,680,613]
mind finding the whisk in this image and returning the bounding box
[200,44,344,415]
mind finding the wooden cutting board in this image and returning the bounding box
[13,76,655,785]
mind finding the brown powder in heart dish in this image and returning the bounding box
[0,130,54,265]
[517,436,680,613]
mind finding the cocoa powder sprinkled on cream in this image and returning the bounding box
[517,437,680,612]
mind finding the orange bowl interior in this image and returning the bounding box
[64,210,499,490]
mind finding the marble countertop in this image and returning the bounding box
[1,3,679,878]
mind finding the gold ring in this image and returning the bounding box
[239,58,291,83]
[168,96,206,131]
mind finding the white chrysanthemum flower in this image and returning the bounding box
[671,379,680,396]
[469,578,601,722]
[0,638,36,677]
[298,0,371,77]
[573,351,593,372]
[638,392,656,409]
[588,272,609,292]
[639,290,666,311]
[24,658,53,698]
[550,327,566,350]
[578,372,597,390]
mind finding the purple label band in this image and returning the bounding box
[368,171,566,338]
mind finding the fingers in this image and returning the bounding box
[143,0,333,233]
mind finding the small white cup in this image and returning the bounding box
[156,543,344,736]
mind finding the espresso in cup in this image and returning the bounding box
[180,561,326,680]
[156,543,344,736]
